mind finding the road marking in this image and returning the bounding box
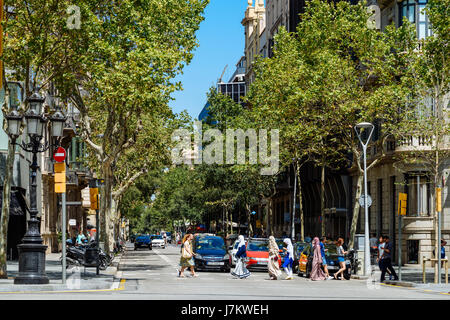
[153,249,179,272]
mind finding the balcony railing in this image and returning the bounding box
[396,135,434,152]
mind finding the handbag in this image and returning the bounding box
[182,243,192,259]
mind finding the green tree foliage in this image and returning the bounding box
[245,0,419,246]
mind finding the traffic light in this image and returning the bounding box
[398,193,407,216]
[436,188,442,212]
[54,162,66,193]
[90,187,99,210]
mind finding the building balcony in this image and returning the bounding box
[395,135,434,152]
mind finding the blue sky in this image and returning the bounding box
[169,0,248,120]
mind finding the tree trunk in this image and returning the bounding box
[0,137,16,278]
[321,165,325,237]
[226,207,230,237]
[268,198,274,236]
[229,207,233,235]
[296,165,305,242]
[245,204,253,237]
[100,163,114,254]
[348,174,364,250]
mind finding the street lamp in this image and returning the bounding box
[5,88,67,285]
[5,82,23,138]
[354,122,375,277]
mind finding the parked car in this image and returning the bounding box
[292,241,309,273]
[134,234,151,250]
[150,235,166,248]
[297,243,355,279]
[245,238,281,270]
[193,234,231,272]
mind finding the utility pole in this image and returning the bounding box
[54,156,67,284]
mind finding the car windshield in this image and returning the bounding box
[151,235,163,240]
[326,244,338,255]
[247,240,268,251]
[276,240,284,250]
[196,237,225,250]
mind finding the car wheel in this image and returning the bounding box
[305,264,311,278]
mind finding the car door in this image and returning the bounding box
[299,246,310,273]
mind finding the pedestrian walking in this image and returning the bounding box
[377,236,392,280]
[231,235,251,279]
[282,238,294,280]
[310,237,327,281]
[268,236,282,280]
[176,232,181,247]
[333,238,348,280]
[178,233,197,278]
[320,237,333,280]
[163,232,167,247]
[380,235,398,282]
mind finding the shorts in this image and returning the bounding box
[337,256,345,263]
[321,256,327,266]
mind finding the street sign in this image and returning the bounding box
[53,146,66,163]
[69,219,76,226]
[359,194,372,208]
[398,193,407,216]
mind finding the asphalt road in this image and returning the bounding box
[1,244,449,300]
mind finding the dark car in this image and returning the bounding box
[193,235,231,272]
[298,243,354,279]
[134,234,152,250]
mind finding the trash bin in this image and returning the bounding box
[84,248,99,267]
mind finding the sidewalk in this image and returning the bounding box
[0,251,124,293]
[352,263,450,293]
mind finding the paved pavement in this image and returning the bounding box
[0,246,450,301]
[0,251,122,292]
[1,244,448,299]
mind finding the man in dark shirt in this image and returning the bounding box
[380,235,399,282]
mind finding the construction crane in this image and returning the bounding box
[218,64,228,84]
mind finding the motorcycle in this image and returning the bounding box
[60,239,111,270]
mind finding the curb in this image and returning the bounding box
[351,275,369,280]
[0,282,115,293]
[383,280,416,287]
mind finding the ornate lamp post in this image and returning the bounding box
[354,122,375,277]
[5,88,66,284]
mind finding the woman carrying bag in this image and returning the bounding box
[178,234,198,278]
